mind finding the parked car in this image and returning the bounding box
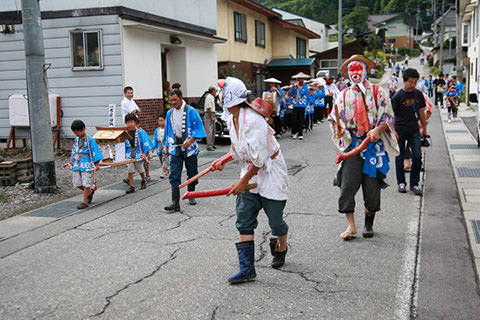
[191,91,230,138]
[316,70,330,78]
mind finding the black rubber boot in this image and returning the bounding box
[164,187,180,212]
[272,248,287,269]
[363,212,375,238]
[187,184,197,206]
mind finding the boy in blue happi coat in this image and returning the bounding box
[70,120,104,209]
[125,113,154,194]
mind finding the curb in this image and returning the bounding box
[438,104,480,290]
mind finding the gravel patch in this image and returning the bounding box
[0,150,160,220]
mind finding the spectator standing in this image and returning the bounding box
[263,78,283,136]
[324,75,340,117]
[387,75,399,99]
[426,75,434,98]
[163,89,206,211]
[445,79,459,122]
[121,86,140,121]
[433,74,446,107]
[391,68,427,196]
[204,86,217,151]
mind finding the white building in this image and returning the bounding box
[460,0,480,101]
[271,8,329,54]
[0,0,222,139]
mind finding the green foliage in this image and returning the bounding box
[0,192,7,203]
[430,66,440,76]
[219,67,253,89]
[261,0,454,32]
[343,6,369,37]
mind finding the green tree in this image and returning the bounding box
[343,6,369,37]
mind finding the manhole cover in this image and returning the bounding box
[457,167,480,178]
[450,144,478,150]
[471,220,480,244]
[23,201,78,218]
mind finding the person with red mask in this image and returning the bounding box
[328,55,399,241]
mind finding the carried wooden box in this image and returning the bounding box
[92,127,133,166]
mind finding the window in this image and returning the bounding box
[234,12,247,42]
[296,37,306,58]
[255,20,265,47]
[320,59,337,69]
[462,23,470,46]
[388,38,396,44]
[71,29,103,70]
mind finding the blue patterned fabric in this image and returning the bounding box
[164,105,206,157]
[125,128,154,160]
[152,128,165,156]
[290,84,310,108]
[313,88,325,107]
[71,136,103,172]
[361,140,390,178]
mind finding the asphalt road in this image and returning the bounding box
[1,67,479,319]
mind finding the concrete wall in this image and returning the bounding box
[3,0,217,30]
[216,0,272,64]
[271,23,308,58]
[120,21,218,99]
[0,15,123,139]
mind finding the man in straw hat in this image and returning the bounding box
[263,77,284,137]
[213,77,289,284]
[288,72,311,140]
[328,55,399,240]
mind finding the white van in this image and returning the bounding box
[316,70,330,78]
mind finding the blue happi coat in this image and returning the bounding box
[152,127,166,156]
[360,140,390,178]
[125,128,154,160]
[290,84,310,108]
[163,104,206,157]
[71,135,104,172]
[313,88,325,108]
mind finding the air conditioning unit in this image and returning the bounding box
[8,94,59,127]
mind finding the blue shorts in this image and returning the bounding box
[235,191,288,236]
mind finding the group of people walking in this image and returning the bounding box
[67,51,455,285]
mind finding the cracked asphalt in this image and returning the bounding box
[1,106,479,319]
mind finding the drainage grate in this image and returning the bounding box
[446,130,469,133]
[450,144,478,150]
[471,220,480,244]
[457,167,480,177]
[23,201,78,218]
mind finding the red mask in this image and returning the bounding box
[348,61,365,84]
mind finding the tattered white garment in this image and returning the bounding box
[227,107,288,201]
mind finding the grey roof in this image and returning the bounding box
[434,6,456,26]
[369,13,416,27]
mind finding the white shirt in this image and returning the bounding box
[172,101,186,138]
[121,97,139,120]
[228,107,288,201]
[325,83,340,99]
[204,93,215,113]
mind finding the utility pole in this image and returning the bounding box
[338,0,342,75]
[455,0,463,81]
[21,0,57,193]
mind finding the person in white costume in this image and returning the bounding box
[214,77,289,284]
